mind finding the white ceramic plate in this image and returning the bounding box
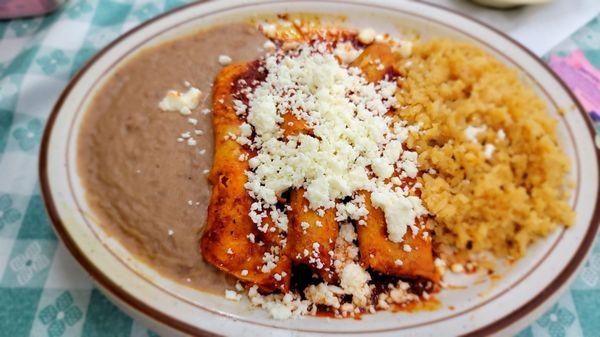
[40,1,600,336]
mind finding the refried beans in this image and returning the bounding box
[78,23,267,294]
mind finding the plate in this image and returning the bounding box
[39,0,600,336]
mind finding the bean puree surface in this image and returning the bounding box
[78,23,267,294]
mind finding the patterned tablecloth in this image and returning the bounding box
[0,1,598,336]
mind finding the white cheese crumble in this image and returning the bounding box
[339,223,357,243]
[398,41,413,58]
[263,40,276,51]
[304,283,342,308]
[497,128,506,140]
[333,41,362,64]
[339,262,371,306]
[248,285,310,320]
[388,281,417,304]
[158,87,201,115]
[218,54,232,66]
[335,195,369,222]
[260,23,277,36]
[225,290,242,301]
[464,125,487,143]
[236,42,427,243]
[483,143,495,159]
[261,250,279,273]
[358,28,376,44]
[371,191,426,243]
[451,263,465,273]
[235,282,244,291]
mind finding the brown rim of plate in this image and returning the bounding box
[38,0,600,336]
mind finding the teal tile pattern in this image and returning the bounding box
[572,290,600,336]
[81,290,133,337]
[0,288,43,337]
[0,1,190,336]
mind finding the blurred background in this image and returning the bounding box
[0,1,598,337]
[428,0,599,55]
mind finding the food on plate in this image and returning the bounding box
[78,15,573,319]
[78,24,268,292]
[201,61,292,293]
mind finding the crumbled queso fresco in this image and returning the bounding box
[232,41,427,245]
[158,25,433,319]
[227,38,427,317]
[158,87,201,115]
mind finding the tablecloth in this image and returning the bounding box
[0,1,598,336]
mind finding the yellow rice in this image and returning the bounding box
[395,39,574,261]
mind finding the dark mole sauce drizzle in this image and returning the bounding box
[288,258,439,318]
[370,272,434,296]
[231,59,267,106]
[229,40,438,317]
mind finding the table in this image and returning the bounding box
[0,1,598,336]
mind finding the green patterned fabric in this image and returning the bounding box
[0,1,598,336]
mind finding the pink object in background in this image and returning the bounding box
[549,50,600,116]
[0,0,67,19]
